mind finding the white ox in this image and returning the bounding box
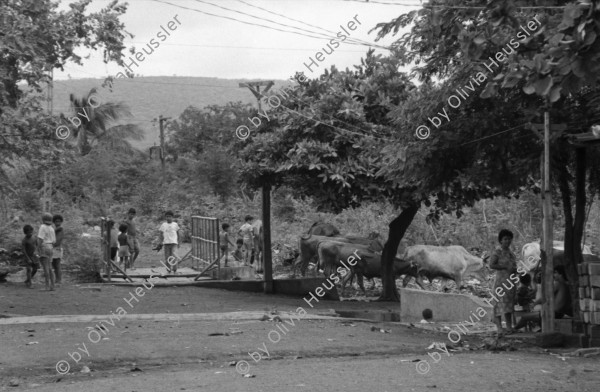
[400,245,488,290]
[522,241,593,270]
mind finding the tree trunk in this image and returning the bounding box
[377,204,419,302]
[569,148,587,319]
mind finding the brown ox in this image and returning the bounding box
[295,234,384,276]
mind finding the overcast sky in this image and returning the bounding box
[55,0,420,81]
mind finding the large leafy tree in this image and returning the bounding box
[0,0,132,110]
[371,0,600,305]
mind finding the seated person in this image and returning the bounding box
[516,273,536,312]
[514,266,572,330]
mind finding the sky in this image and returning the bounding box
[55,0,421,81]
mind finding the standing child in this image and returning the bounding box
[107,220,119,263]
[118,224,132,270]
[52,214,64,285]
[37,213,55,291]
[238,215,254,266]
[22,225,39,288]
[159,211,180,272]
[219,223,236,267]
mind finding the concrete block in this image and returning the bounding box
[583,312,591,323]
[591,300,600,312]
[589,264,600,276]
[535,332,565,348]
[579,288,587,298]
[579,276,589,287]
[592,288,600,300]
[589,338,600,348]
[573,320,585,334]
[592,276,600,288]
[399,288,493,323]
[211,266,257,280]
[554,319,573,334]
[586,324,600,338]
[593,312,600,325]
[580,298,590,311]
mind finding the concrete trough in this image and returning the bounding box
[400,287,493,323]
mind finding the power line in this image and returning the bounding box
[342,0,567,8]
[150,0,389,50]
[123,41,369,52]
[458,123,529,146]
[234,0,385,49]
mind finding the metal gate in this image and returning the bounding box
[191,216,220,280]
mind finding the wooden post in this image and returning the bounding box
[104,219,112,282]
[541,107,555,333]
[262,184,273,293]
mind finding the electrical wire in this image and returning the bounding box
[150,0,389,50]
[234,0,385,49]
[342,0,567,9]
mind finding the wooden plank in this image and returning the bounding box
[107,260,134,282]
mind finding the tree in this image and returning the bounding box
[0,0,132,110]
[64,88,143,155]
[372,0,600,309]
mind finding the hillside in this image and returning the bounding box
[51,76,289,150]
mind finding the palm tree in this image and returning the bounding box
[66,88,144,155]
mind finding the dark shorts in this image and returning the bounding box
[110,247,118,261]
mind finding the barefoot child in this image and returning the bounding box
[37,213,55,291]
[52,214,64,285]
[219,223,236,267]
[158,211,180,272]
[22,225,39,288]
[238,216,254,266]
[117,224,132,271]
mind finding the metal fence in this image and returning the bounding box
[191,216,220,278]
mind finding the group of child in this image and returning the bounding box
[219,215,262,267]
[21,213,64,290]
[103,208,180,273]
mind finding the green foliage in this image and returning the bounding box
[0,0,132,108]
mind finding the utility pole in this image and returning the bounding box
[158,115,170,182]
[239,81,274,293]
[526,118,567,333]
[239,81,274,113]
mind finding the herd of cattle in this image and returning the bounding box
[293,222,599,295]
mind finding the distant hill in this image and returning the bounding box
[51,76,289,150]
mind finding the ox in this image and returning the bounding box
[306,221,340,237]
[338,250,419,295]
[294,231,383,277]
[399,245,489,291]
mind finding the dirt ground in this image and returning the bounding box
[1,244,599,391]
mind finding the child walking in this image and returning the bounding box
[22,225,39,288]
[219,223,236,267]
[117,224,132,271]
[52,214,64,285]
[37,213,55,291]
[159,211,180,272]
